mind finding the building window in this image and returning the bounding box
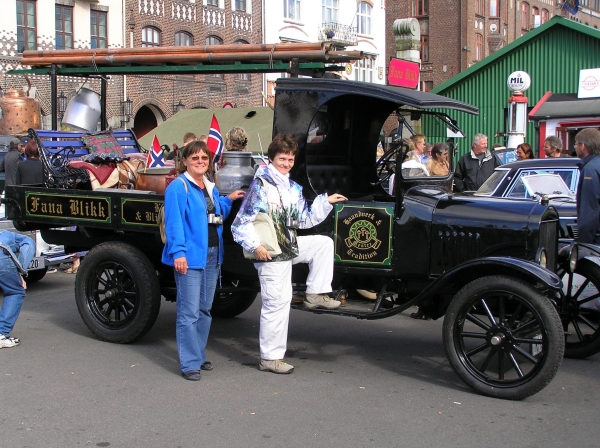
[357,2,371,35]
[235,0,246,11]
[490,0,498,17]
[521,2,530,30]
[322,0,338,23]
[421,81,433,92]
[207,0,219,6]
[206,36,223,78]
[355,56,375,83]
[284,0,301,20]
[234,40,250,81]
[475,33,483,61]
[55,5,73,50]
[541,9,549,24]
[142,27,161,47]
[90,10,107,49]
[17,0,36,53]
[421,35,429,62]
[411,0,428,17]
[475,0,484,15]
[175,31,192,46]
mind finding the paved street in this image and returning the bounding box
[1,272,599,448]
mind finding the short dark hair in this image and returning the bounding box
[267,133,298,161]
[178,140,213,174]
[576,128,600,156]
[24,140,39,158]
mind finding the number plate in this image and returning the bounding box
[28,256,46,270]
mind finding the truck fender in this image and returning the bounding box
[417,257,562,319]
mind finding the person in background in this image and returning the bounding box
[409,134,427,163]
[167,132,199,161]
[453,133,499,192]
[574,128,600,244]
[225,127,248,152]
[422,142,433,163]
[16,140,43,185]
[516,142,535,161]
[231,133,347,374]
[544,136,569,158]
[0,137,26,189]
[0,229,35,348]
[425,143,450,176]
[162,141,245,381]
[198,134,208,143]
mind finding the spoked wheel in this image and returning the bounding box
[559,258,600,359]
[75,242,161,343]
[212,276,258,318]
[443,276,564,400]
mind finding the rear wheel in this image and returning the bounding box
[443,276,564,400]
[75,242,161,343]
[212,276,258,318]
[26,268,47,283]
[560,258,600,359]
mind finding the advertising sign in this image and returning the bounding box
[387,58,420,89]
[578,68,600,99]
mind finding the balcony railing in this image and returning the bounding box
[318,22,357,47]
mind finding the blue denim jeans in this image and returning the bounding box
[174,246,219,373]
[0,256,28,336]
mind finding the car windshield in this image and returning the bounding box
[476,170,509,195]
[506,168,579,198]
[520,174,575,199]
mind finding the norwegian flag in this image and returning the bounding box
[147,134,165,168]
[207,114,224,165]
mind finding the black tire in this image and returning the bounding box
[211,276,257,318]
[75,242,161,343]
[443,276,564,400]
[560,258,600,359]
[26,268,47,283]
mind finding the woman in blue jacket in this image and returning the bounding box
[161,141,244,381]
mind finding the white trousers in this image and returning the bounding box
[255,234,334,360]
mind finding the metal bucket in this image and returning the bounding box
[62,87,101,132]
[135,167,175,195]
[0,88,42,135]
[215,151,255,194]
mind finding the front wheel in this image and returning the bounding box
[443,276,564,400]
[75,242,161,343]
[560,258,600,359]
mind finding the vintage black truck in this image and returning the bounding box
[4,75,594,401]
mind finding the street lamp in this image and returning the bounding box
[120,97,133,129]
[58,91,67,119]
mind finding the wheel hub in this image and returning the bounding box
[487,326,512,350]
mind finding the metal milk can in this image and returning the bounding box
[214,151,255,195]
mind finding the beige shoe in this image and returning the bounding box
[259,359,294,374]
[304,293,341,310]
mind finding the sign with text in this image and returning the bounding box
[578,68,600,99]
[387,58,420,89]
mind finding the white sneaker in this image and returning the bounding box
[0,335,18,348]
[259,359,294,374]
[304,293,341,310]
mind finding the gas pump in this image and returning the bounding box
[506,71,531,149]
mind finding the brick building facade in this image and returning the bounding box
[385,0,600,92]
[1,0,263,138]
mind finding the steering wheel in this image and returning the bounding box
[371,142,405,186]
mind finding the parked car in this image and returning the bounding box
[472,158,600,359]
[474,157,580,239]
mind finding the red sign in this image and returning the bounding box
[222,102,234,108]
[388,58,420,89]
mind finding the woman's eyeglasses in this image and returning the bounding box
[189,155,210,162]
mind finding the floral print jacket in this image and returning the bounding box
[231,165,332,261]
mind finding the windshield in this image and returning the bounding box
[521,174,575,199]
[506,168,579,198]
[476,169,509,195]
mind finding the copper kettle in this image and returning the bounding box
[0,87,42,135]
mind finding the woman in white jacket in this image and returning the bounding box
[231,133,347,374]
